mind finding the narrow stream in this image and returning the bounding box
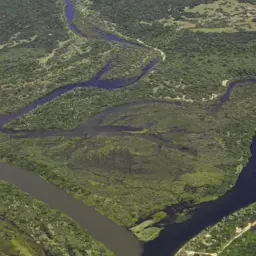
[0,0,159,130]
[0,57,158,130]
[213,79,256,112]
[64,0,143,47]
[0,1,158,255]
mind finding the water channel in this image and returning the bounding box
[0,162,142,256]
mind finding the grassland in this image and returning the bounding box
[159,0,256,32]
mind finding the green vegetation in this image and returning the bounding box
[0,0,68,49]
[160,0,256,32]
[1,0,256,249]
[0,180,113,256]
[91,0,256,33]
[0,0,155,115]
[92,0,218,26]
[176,203,256,256]
[1,81,256,230]
[130,211,167,241]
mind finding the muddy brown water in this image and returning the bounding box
[0,162,142,256]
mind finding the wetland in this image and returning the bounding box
[1,0,256,255]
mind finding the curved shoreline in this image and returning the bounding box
[220,79,256,104]
[64,0,144,47]
[0,2,158,256]
[142,136,256,256]
[0,162,143,256]
[0,57,158,130]
[1,99,183,136]
[213,78,256,112]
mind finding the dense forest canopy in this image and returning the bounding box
[0,0,68,50]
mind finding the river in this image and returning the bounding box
[143,136,256,256]
[0,57,158,131]
[64,0,143,47]
[0,0,256,256]
[0,162,142,256]
[213,78,256,112]
[0,0,159,130]
[0,135,255,256]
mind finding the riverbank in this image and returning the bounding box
[0,162,142,256]
[143,136,256,256]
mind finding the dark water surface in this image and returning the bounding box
[0,0,159,129]
[64,0,143,47]
[213,78,256,112]
[220,79,256,104]
[0,163,142,256]
[0,58,158,130]
[0,2,156,255]
[143,137,256,256]
[64,0,87,37]
[0,137,255,256]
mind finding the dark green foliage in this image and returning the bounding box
[0,0,68,50]
[0,180,113,255]
[177,202,256,256]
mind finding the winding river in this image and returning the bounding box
[0,0,256,256]
[0,57,158,131]
[213,78,256,112]
[64,0,143,47]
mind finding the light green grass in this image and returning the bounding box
[12,239,35,256]
[159,0,256,32]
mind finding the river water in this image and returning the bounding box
[213,79,256,112]
[0,57,158,130]
[0,1,156,255]
[0,136,255,256]
[0,0,158,129]
[64,0,143,47]
[143,137,256,256]
[0,0,256,256]
[220,79,256,104]
[0,163,142,256]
